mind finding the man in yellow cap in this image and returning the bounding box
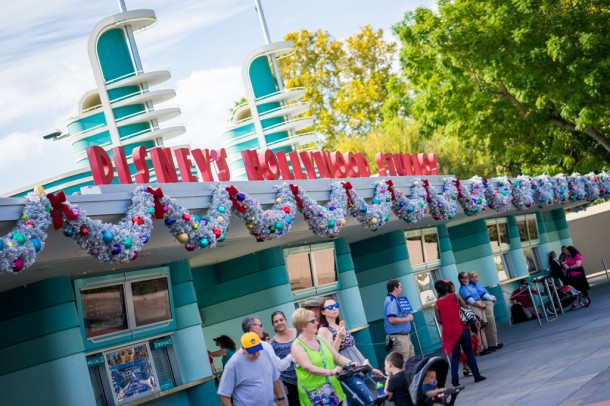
[218,332,286,405]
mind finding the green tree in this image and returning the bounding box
[280,26,397,148]
[394,0,610,175]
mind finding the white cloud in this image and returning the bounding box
[170,66,244,149]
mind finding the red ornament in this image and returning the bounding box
[132,216,144,225]
[213,228,221,238]
[183,213,191,222]
[282,206,290,213]
[131,251,139,260]
[80,227,89,236]
[24,221,34,227]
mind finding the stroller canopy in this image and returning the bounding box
[405,356,449,406]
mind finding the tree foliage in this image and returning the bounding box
[394,0,610,175]
[280,26,397,148]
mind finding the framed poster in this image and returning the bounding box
[105,342,159,404]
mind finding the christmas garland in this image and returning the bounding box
[159,184,231,251]
[57,186,156,263]
[0,187,51,274]
[290,182,348,238]
[227,183,296,242]
[484,177,511,212]
[4,171,610,274]
[386,179,428,224]
[343,181,392,231]
[532,175,555,208]
[423,178,458,221]
[553,174,570,203]
[456,176,487,216]
[511,176,534,210]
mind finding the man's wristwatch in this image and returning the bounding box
[275,397,285,401]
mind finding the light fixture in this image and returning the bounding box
[42,130,69,141]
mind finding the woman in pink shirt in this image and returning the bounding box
[564,246,590,298]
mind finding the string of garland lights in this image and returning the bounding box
[3,172,610,274]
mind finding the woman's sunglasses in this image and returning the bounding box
[324,303,340,311]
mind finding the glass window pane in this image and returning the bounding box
[105,343,159,403]
[498,223,509,246]
[527,219,538,240]
[407,235,424,265]
[523,247,537,274]
[311,248,337,286]
[89,366,108,406]
[423,232,439,262]
[415,272,436,305]
[132,278,172,327]
[517,220,528,242]
[82,285,128,338]
[151,347,175,391]
[487,224,499,247]
[286,252,313,291]
[494,254,508,281]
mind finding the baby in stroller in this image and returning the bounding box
[384,353,463,406]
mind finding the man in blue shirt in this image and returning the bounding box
[458,272,494,355]
[384,279,414,361]
[469,271,503,351]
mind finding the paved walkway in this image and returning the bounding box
[452,275,610,405]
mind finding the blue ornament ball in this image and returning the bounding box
[198,238,209,248]
[111,245,121,255]
[236,193,246,201]
[0,239,3,251]
[63,228,74,237]
[102,230,115,243]
[285,216,293,224]
[31,238,42,252]
[142,235,149,244]
[165,218,174,226]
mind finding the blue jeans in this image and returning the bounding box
[341,375,376,406]
[451,329,481,382]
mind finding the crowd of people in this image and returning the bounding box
[214,250,591,405]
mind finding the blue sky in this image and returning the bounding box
[0,0,434,194]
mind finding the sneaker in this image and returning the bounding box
[480,349,494,356]
[474,376,487,383]
[489,344,503,350]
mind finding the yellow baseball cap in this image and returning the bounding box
[241,332,263,354]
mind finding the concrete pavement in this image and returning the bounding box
[451,275,610,405]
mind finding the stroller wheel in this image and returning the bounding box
[579,296,591,308]
[544,302,554,315]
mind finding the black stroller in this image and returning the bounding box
[404,356,464,406]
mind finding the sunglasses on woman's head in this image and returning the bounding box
[324,303,340,311]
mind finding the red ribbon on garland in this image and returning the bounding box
[146,187,165,219]
[385,180,396,201]
[225,186,246,213]
[289,184,304,209]
[422,179,432,202]
[454,179,464,199]
[47,191,78,230]
[342,182,354,207]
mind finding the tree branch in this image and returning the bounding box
[549,116,610,154]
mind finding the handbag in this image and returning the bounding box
[298,337,341,406]
[455,294,476,326]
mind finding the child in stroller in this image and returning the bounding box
[545,283,591,314]
[385,354,464,406]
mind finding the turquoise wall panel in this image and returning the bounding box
[188,380,221,406]
[0,353,95,406]
[68,112,107,135]
[97,29,135,82]
[173,325,211,384]
[448,220,498,287]
[0,276,75,321]
[249,56,278,99]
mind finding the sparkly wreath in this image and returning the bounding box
[227,183,296,242]
[597,172,610,199]
[290,182,348,238]
[159,184,231,251]
[343,181,392,231]
[483,177,511,212]
[423,178,458,221]
[511,176,534,210]
[0,188,52,273]
[456,176,487,216]
[386,179,428,224]
[532,175,555,208]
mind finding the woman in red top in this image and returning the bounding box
[434,280,486,387]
